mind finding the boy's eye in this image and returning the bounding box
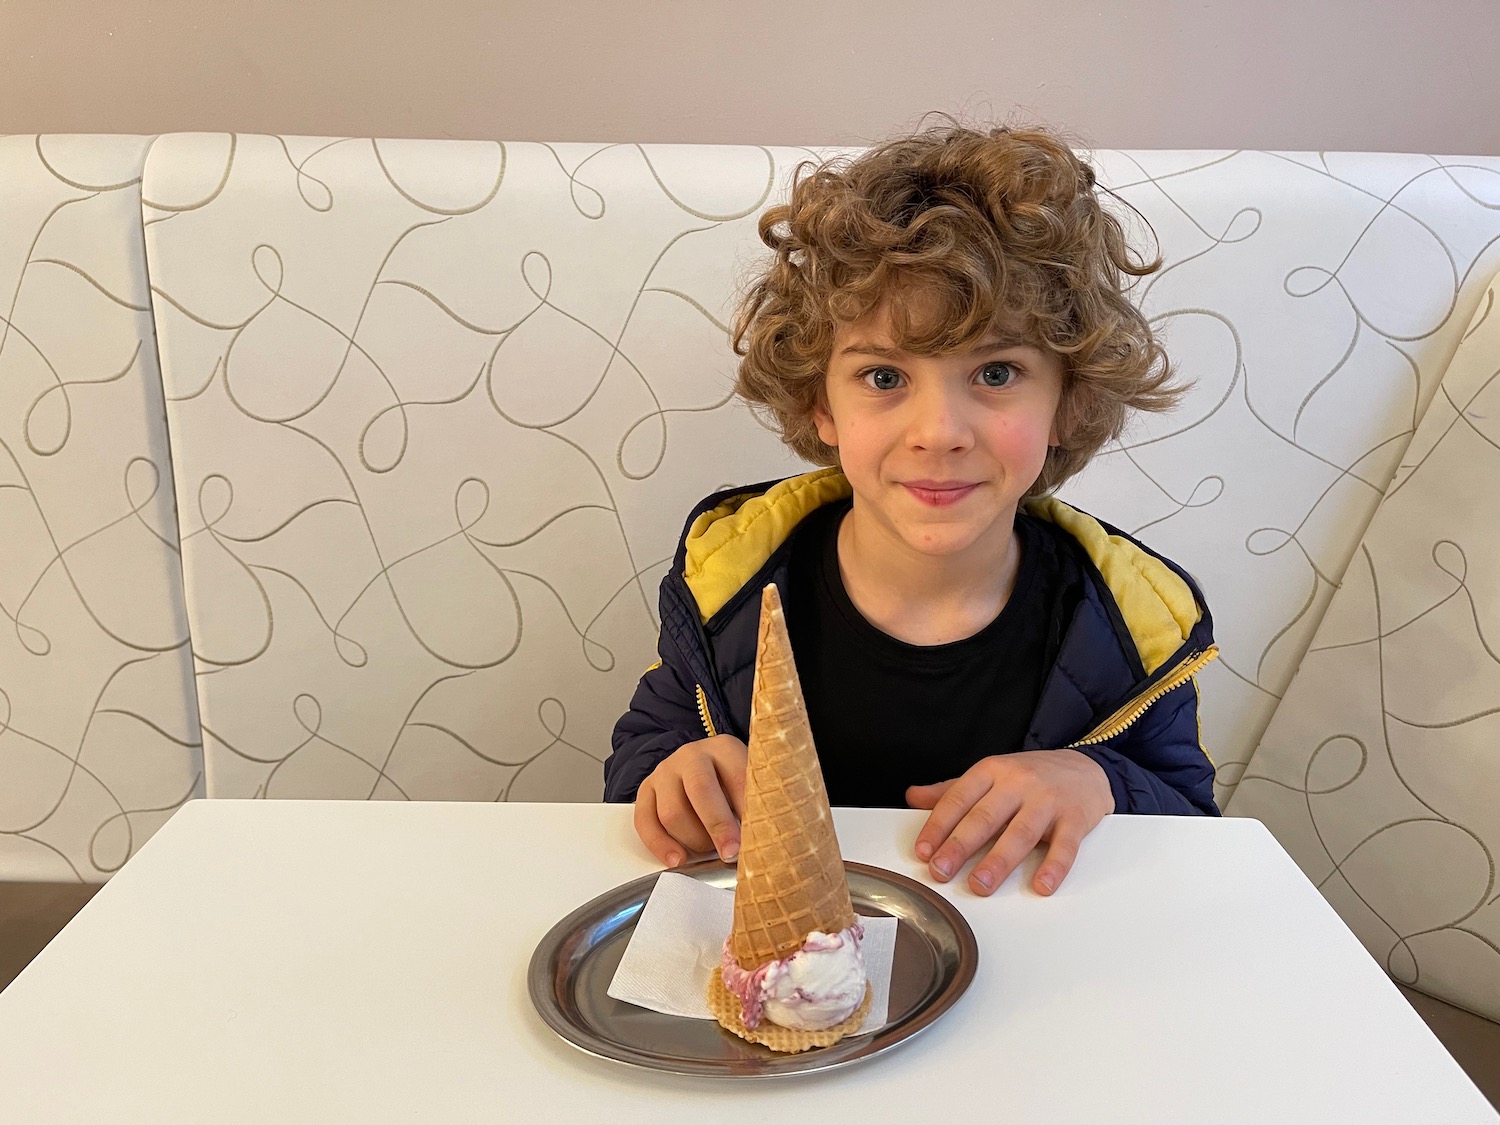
[978,361,1016,388]
[863,367,903,391]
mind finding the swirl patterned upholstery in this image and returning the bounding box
[1227,277,1500,1021]
[2,134,1499,1022]
[0,136,202,882]
[143,135,810,806]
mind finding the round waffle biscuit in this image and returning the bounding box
[706,967,872,1053]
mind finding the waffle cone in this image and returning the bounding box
[728,583,855,972]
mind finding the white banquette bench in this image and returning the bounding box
[2,133,1498,1024]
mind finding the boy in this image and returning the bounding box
[604,117,1219,898]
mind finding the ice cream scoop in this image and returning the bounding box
[720,922,867,1031]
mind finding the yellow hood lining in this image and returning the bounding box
[1025,495,1202,675]
[683,468,850,622]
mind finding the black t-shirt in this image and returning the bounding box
[784,498,1084,808]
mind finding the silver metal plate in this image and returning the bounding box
[528,859,978,1078]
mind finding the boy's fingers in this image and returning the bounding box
[904,779,954,811]
[1032,817,1086,896]
[632,786,687,868]
[682,757,741,861]
[914,774,995,869]
[724,770,747,822]
[653,780,715,856]
[928,788,1021,881]
[968,804,1053,895]
[712,741,749,821]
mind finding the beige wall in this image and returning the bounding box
[3,0,1498,153]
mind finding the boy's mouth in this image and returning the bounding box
[901,481,980,508]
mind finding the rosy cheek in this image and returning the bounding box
[998,416,1054,455]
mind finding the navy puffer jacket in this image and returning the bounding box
[605,468,1219,816]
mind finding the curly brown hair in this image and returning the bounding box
[730,114,1185,496]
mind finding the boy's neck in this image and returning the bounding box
[834,502,1024,647]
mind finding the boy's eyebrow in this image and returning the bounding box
[837,338,1027,358]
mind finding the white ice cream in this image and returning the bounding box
[757,925,867,1031]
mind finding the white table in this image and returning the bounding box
[0,800,1492,1124]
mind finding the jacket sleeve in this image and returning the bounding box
[1071,677,1220,815]
[603,628,708,803]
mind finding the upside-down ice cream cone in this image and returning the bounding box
[707,583,871,1052]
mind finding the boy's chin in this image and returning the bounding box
[899,523,1004,558]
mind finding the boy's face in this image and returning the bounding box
[813,299,1064,562]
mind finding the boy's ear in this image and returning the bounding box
[813,398,839,448]
[1048,398,1069,448]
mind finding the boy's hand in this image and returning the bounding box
[634,735,749,867]
[905,750,1113,897]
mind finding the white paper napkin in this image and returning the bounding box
[606,872,898,1033]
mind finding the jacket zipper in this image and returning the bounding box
[695,684,718,738]
[1065,644,1219,748]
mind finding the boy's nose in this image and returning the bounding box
[905,384,973,452]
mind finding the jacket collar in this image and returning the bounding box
[682,467,851,623]
[681,468,1205,677]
